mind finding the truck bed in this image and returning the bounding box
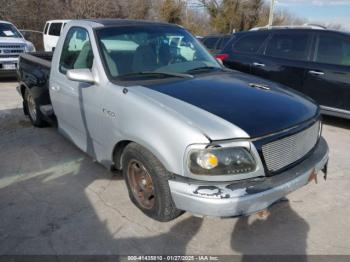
[20,52,53,69]
[17,52,54,124]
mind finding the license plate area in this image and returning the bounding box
[2,63,16,70]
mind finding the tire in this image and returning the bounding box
[24,89,47,127]
[121,143,183,222]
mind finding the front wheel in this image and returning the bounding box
[122,143,183,222]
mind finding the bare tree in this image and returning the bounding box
[67,0,124,19]
[127,0,152,19]
[183,8,212,36]
[0,0,17,21]
[159,0,184,24]
[244,0,263,29]
[198,0,247,33]
[0,0,155,49]
[0,0,315,48]
[197,0,306,33]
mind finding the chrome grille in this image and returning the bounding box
[262,121,320,172]
[0,44,25,57]
[2,49,24,53]
[0,45,22,49]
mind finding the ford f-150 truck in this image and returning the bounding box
[0,20,35,76]
[17,19,329,221]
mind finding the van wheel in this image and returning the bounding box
[24,89,46,127]
[122,143,183,222]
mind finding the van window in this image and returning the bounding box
[265,32,311,61]
[59,27,93,74]
[233,33,268,54]
[44,23,49,34]
[49,23,62,36]
[315,34,350,66]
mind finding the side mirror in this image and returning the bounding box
[66,69,95,83]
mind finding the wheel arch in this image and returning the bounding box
[111,139,176,174]
[19,82,30,115]
[112,140,132,170]
[20,83,27,97]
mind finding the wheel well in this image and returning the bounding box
[112,140,132,170]
[20,84,29,115]
[20,84,26,97]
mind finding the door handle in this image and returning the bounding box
[50,86,60,92]
[253,62,266,67]
[309,70,325,76]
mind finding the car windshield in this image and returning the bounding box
[95,25,222,79]
[0,23,22,38]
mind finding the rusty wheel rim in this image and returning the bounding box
[127,160,155,210]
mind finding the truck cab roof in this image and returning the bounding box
[0,20,12,24]
[82,19,181,29]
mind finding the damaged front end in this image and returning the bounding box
[169,137,329,218]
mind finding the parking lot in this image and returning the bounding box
[1,79,350,255]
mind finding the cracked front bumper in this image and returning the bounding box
[169,137,329,217]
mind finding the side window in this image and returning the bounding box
[59,27,94,74]
[44,23,49,35]
[265,32,311,61]
[315,34,350,66]
[218,36,230,50]
[203,37,219,49]
[49,23,62,36]
[233,33,268,54]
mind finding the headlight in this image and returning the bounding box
[188,147,256,175]
[25,43,36,52]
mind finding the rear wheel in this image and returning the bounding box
[24,89,46,127]
[122,143,183,221]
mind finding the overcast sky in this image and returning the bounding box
[271,0,350,31]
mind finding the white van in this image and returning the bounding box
[43,20,70,51]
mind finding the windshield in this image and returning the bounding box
[95,25,221,79]
[0,23,22,38]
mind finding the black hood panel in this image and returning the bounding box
[145,71,319,138]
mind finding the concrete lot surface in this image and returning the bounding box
[1,79,350,255]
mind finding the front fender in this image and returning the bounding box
[101,84,210,175]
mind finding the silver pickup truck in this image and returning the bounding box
[17,19,329,221]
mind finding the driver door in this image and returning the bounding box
[50,27,102,157]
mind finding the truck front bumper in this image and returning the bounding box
[169,137,329,217]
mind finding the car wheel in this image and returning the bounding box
[122,143,183,222]
[24,89,46,127]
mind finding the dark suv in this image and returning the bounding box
[216,28,350,119]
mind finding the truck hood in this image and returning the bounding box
[142,71,319,139]
[0,37,26,44]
